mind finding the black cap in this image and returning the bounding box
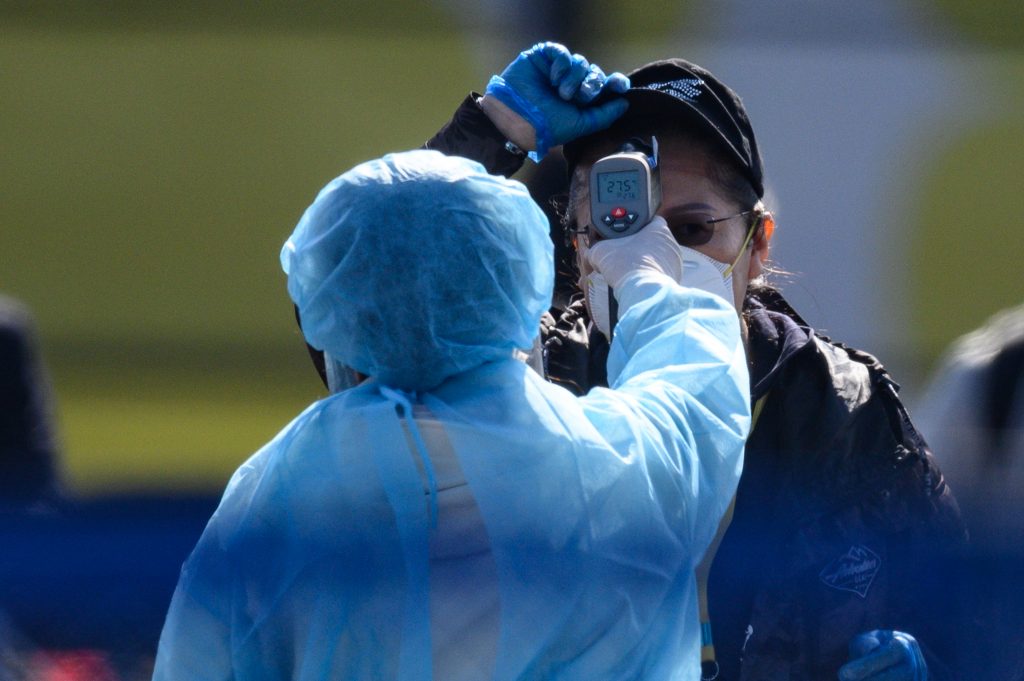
[564,58,764,198]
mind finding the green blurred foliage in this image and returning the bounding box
[0,0,454,34]
[3,0,1021,492]
[54,350,325,491]
[588,0,693,46]
[932,0,1024,49]
[3,27,472,348]
[910,58,1024,366]
[1,12,476,492]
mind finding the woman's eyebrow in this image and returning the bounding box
[662,203,716,213]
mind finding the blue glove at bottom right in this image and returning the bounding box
[838,630,927,681]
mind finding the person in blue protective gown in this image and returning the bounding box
[151,149,750,681]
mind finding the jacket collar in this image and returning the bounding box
[743,286,815,400]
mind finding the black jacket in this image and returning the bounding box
[426,96,967,680]
[542,287,966,680]
[712,288,963,680]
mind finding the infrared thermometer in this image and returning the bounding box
[588,137,661,239]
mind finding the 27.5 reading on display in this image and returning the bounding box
[598,170,640,201]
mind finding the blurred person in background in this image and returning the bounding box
[914,303,1024,681]
[0,294,64,513]
[153,148,751,679]
[422,42,966,680]
[0,295,71,677]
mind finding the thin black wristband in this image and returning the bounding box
[504,139,527,159]
[422,94,527,178]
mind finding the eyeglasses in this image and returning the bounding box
[562,205,760,249]
[665,209,757,247]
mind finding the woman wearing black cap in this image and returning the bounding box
[422,42,966,681]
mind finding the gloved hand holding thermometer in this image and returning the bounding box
[585,217,683,300]
[838,630,927,681]
[582,217,685,339]
[480,42,630,160]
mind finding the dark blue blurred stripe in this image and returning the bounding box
[0,493,219,653]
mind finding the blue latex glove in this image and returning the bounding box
[485,42,630,160]
[838,630,927,681]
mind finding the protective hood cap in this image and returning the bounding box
[281,150,553,392]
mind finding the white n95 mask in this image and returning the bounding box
[589,249,735,339]
[584,216,743,339]
[679,246,735,308]
[587,245,738,339]
[586,271,615,339]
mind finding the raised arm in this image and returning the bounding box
[580,218,750,553]
[424,42,630,176]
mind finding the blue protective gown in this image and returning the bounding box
[153,274,748,681]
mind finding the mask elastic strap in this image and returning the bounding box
[722,214,761,279]
[379,386,440,528]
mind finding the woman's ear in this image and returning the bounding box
[756,212,774,260]
[747,212,774,278]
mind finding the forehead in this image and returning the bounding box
[655,137,719,180]
[573,136,729,206]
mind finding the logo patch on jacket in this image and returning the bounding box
[819,545,880,598]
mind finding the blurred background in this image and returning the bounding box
[2,0,1022,677]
